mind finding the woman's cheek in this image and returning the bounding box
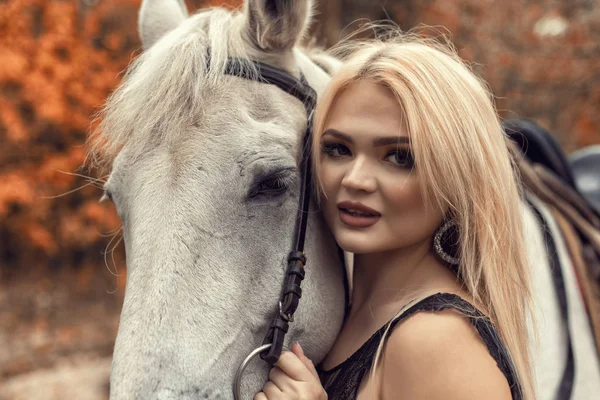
[318,163,340,222]
[319,161,339,197]
[384,177,444,241]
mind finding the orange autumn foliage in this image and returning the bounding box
[0,0,241,274]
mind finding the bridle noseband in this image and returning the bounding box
[222,57,318,399]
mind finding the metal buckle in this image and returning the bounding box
[278,300,294,322]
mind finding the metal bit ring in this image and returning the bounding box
[233,343,290,400]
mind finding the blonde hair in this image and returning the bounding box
[312,32,534,399]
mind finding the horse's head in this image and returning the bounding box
[91,0,345,398]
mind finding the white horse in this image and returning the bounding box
[95,0,345,398]
[92,0,600,399]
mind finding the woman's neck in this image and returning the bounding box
[349,239,462,321]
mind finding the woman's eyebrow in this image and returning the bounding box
[322,129,353,143]
[372,136,410,147]
[322,129,410,146]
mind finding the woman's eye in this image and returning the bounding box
[385,149,414,168]
[322,143,351,157]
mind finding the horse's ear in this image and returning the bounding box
[244,0,314,51]
[139,0,189,50]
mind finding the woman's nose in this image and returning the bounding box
[341,157,377,193]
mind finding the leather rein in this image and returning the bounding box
[221,57,318,399]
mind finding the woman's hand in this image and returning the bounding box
[254,342,327,400]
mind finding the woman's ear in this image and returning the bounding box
[138,0,189,50]
[243,0,314,51]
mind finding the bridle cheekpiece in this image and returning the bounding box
[221,56,318,399]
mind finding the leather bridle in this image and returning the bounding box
[221,57,318,399]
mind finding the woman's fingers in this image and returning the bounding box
[259,344,325,399]
[291,342,305,358]
[268,367,291,391]
[263,380,283,398]
[253,392,268,400]
[291,342,320,379]
[274,349,313,382]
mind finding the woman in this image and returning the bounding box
[255,33,535,400]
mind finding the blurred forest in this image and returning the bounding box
[0,0,598,398]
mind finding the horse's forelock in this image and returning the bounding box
[86,7,257,173]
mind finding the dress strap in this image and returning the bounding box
[384,293,521,399]
[318,292,522,400]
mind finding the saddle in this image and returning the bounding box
[505,119,600,360]
[570,145,600,214]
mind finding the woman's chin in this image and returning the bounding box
[334,234,379,255]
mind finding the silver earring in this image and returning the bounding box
[434,219,460,266]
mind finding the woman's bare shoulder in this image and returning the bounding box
[379,309,512,400]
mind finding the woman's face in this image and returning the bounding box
[318,81,444,255]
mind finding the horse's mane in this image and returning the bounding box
[86,7,259,173]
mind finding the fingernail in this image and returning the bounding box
[296,342,305,356]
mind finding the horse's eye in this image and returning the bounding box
[248,169,295,199]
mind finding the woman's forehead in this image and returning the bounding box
[324,81,407,140]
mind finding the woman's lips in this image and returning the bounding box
[337,202,381,228]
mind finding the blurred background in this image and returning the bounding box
[0,0,598,398]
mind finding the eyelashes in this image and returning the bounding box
[320,142,414,169]
[321,142,351,157]
[385,149,414,168]
[248,168,296,199]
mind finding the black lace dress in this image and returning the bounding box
[316,293,522,399]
